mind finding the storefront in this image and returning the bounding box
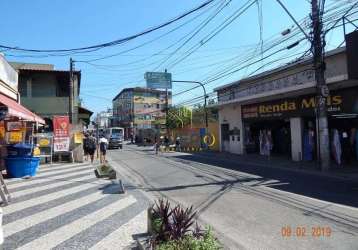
[241,87,358,163]
[0,56,46,173]
[215,45,358,168]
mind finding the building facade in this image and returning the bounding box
[11,62,90,128]
[214,45,358,167]
[112,87,171,139]
[95,108,113,129]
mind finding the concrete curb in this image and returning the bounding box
[181,152,358,182]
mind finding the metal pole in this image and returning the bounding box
[312,0,330,170]
[69,58,74,123]
[172,80,208,130]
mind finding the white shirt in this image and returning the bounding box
[99,137,108,144]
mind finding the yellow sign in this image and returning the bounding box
[74,132,83,144]
[203,133,216,147]
[0,126,5,139]
[9,131,23,143]
[39,138,50,147]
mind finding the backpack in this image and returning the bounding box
[84,137,91,149]
[88,137,96,150]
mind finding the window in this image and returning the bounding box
[32,74,56,97]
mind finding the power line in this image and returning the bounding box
[0,0,215,53]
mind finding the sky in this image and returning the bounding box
[1,0,356,116]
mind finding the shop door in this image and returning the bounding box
[221,124,229,151]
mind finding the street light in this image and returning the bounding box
[172,80,208,130]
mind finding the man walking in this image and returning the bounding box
[99,135,108,164]
[87,133,97,164]
[83,133,90,161]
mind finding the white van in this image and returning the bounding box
[104,127,124,149]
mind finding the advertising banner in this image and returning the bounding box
[242,87,358,121]
[53,116,70,137]
[53,137,70,152]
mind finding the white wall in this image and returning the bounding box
[290,117,303,161]
[218,104,244,155]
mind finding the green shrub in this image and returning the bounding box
[156,227,221,250]
[149,199,221,250]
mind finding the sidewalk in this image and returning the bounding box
[186,150,358,182]
[2,161,148,250]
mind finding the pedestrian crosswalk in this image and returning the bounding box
[2,162,148,250]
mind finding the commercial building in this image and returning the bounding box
[112,87,171,139]
[215,42,358,167]
[11,62,92,128]
[95,108,113,129]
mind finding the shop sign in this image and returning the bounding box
[242,88,358,120]
[39,138,50,147]
[8,131,23,143]
[0,126,5,139]
[74,132,83,144]
[6,121,22,131]
[53,116,70,137]
[54,137,70,152]
[220,70,315,102]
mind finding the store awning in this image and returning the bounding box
[0,93,45,124]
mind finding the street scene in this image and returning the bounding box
[1,0,358,249]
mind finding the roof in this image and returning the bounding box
[0,92,45,124]
[10,62,54,71]
[214,47,346,92]
[112,87,171,101]
[78,106,93,116]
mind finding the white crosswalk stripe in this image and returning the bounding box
[37,163,87,172]
[89,210,147,250]
[4,176,99,214]
[3,162,147,250]
[7,164,93,188]
[17,196,137,250]
[4,189,110,237]
[9,170,93,197]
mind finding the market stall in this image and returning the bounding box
[0,92,45,179]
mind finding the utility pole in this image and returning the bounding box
[69,58,74,124]
[164,69,169,135]
[311,0,330,170]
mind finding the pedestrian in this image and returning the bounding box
[99,135,109,164]
[83,132,90,161]
[164,136,169,152]
[175,137,181,152]
[87,133,97,164]
[154,137,160,155]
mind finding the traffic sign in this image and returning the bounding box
[145,72,172,89]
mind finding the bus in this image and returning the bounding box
[104,127,124,149]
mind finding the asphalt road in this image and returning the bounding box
[109,144,358,250]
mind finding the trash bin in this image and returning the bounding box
[7,143,33,158]
[5,143,40,178]
[5,157,40,178]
